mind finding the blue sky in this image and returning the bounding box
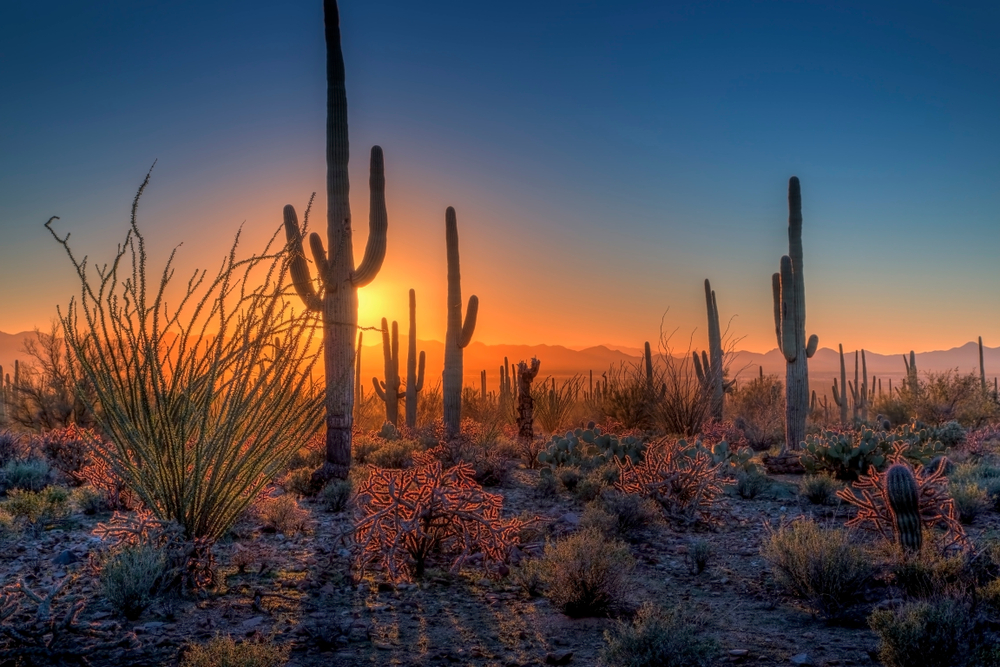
[1,0,997,353]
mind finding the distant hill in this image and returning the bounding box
[1,329,996,398]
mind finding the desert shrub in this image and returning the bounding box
[799,474,840,505]
[728,373,784,450]
[353,460,529,581]
[580,504,619,537]
[933,420,967,448]
[598,363,655,431]
[614,438,724,525]
[801,423,946,480]
[181,634,290,667]
[734,469,768,499]
[869,598,977,667]
[460,444,515,487]
[889,548,972,599]
[512,558,546,598]
[278,467,314,497]
[535,471,558,497]
[37,424,100,485]
[687,538,711,574]
[836,456,967,551]
[48,191,323,542]
[541,528,634,617]
[573,469,607,502]
[320,478,353,513]
[915,370,999,427]
[351,432,381,464]
[761,519,874,619]
[0,430,25,467]
[367,438,422,469]
[0,458,52,492]
[101,544,167,620]
[951,482,990,524]
[72,485,107,514]
[557,467,582,492]
[533,376,582,434]
[599,601,718,667]
[593,490,658,535]
[257,495,310,536]
[3,486,70,533]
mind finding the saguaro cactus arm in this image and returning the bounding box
[282,205,324,312]
[460,296,478,349]
[351,146,388,287]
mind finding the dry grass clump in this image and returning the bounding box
[592,490,659,536]
[799,474,840,505]
[181,634,290,667]
[320,478,353,513]
[950,482,990,524]
[887,547,971,599]
[687,538,711,575]
[761,519,874,619]
[100,544,167,620]
[599,601,719,667]
[540,528,634,617]
[257,495,311,536]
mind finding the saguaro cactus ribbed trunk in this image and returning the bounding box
[405,289,425,429]
[442,207,478,439]
[517,358,541,441]
[772,177,818,452]
[694,279,731,421]
[373,318,401,426]
[282,0,387,482]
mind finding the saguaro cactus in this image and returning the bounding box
[516,358,541,441]
[694,279,732,421]
[848,350,871,423]
[903,350,918,394]
[832,344,848,425]
[442,207,479,439]
[373,318,401,426]
[979,336,987,392]
[886,463,922,553]
[282,0,388,482]
[772,177,818,451]
[404,289,426,430]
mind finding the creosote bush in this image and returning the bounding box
[0,458,52,493]
[869,598,977,667]
[687,538,711,575]
[799,474,840,505]
[3,486,70,533]
[257,495,310,536]
[100,544,167,620]
[180,634,290,667]
[320,478,353,513]
[599,601,718,667]
[761,519,874,619]
[46,174,323,542]
[540,528,634,617]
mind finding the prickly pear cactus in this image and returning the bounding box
[378,421,401,441]
[800,422,945,480]
[680,439,757,474]
[886,463,922,552]
[537,425,646,471]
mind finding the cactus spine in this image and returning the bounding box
[694,279,732,421]
[404,289,426,429]
[282,0,387,481]
[886,463,922,553]
[772,177,818,451]
[373,318,401,426]
[442,207,479,439]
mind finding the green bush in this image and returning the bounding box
[3,486,70,531]
[101,544,167,620]
[687,538,711,575]
[278,467,314,497]
[799,474,840,505]
[599,602,718,667]
[951,482,990,524]
[181,634,290,667]
[541,528,634,617]
[761,520,874,619]
[367,439,422,469]
[593,491,658,535]
[580,504,619,538]
[869,598,976,667]
[1,458,52,492]
[320,479,353,513]
[889,548,971,599]
[734,470,768,499]
[72,485,107,515]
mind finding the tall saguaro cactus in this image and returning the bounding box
[979,336,987,392]
[442,207,479,439]
[405,289,426,429]
[373,318,401,426]
[694,279,731,421]
[282,0,387,482]
[772,177,818,451]
[832,344,848,425]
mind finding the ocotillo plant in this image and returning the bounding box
[832,344,848,425]
[442,207,479,439]
[404,289,426,429]
[903,350,918,394]
[373,318,401,426]
[516,358,541,441]
[772,177,818,451]
[283,0,387,481]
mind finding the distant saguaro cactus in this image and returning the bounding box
[442,207,479,439]
[404,289,426,430]
[282,0,387,482]
[848,350,871,423]
[516,358,541,441]
[373,318,401,426]
[979,336,987,392]
[903,350,918,394]
[886,463,922,553]
[832,344,848,425]
[772,177,818,451]
[694,279,732,421]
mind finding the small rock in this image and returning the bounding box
[239,616,266,632]
[545,650,574,665]
[53,550,80,565]
[729,649,749,658]
[790,653,813,666]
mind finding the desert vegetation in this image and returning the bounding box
[2,1,1000,666]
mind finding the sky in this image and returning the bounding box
[1,0,998,355]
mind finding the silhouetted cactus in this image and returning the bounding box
[847,350,871,423]
[283,0,387,481]
[442,207,479,439]
[979,336,986,392]
[404,289,426,429]
[886,463,921,552]
[373,318,401,426]
[694,280,733,421]
[903,350,918,394]
[832,344,848,425]
[771,177,818,451]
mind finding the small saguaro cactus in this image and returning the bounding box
[442,207,479,439]
[694,279,733,421]
[373,318,401,426]
[404,289,426,429]
[771,177,818,451]
[886,463,922,553]
[832,344,848,425]
[903,350,918,394]
[283,0,388,482]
